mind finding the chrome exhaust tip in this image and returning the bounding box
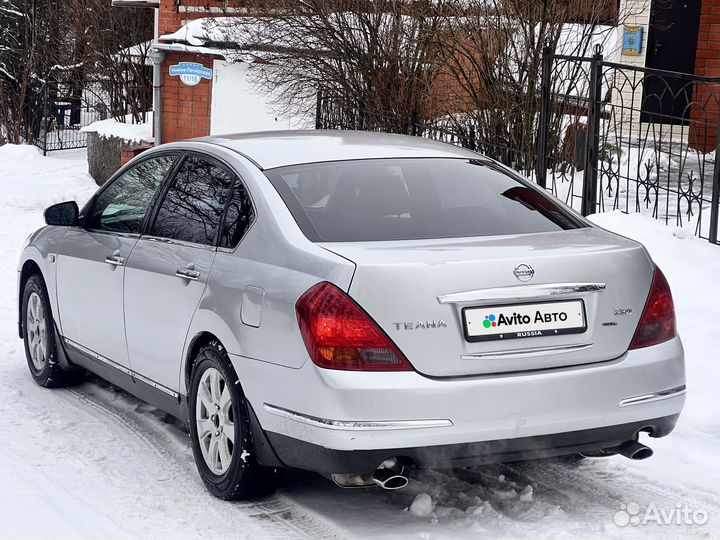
[330,458,410,490]
[330,473,374,488]
[372,458,409,490]
[372,469,409,490]
[617,440,653,460]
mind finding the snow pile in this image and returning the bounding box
[0,145,97,211]
[80,112,153,143]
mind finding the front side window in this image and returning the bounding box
[150,156,233,245]
[88,155,176,233]
[265,158,587,242]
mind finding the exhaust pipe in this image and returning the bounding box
[329,458,409,490]
[372,468,409,490]
[617,440,653,460]
[372,458,409,490]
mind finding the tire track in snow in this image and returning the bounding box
[505,459,720,525]
[64,382,341,540]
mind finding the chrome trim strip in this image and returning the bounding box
[63,338,179,399]
[263,404,453,431]
[141,234,217,252]
[461,342,593,360]
[619,385,686,407]
[437,283,606,304]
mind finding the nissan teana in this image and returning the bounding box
[18,131,685,499]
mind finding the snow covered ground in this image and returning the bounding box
[0,145,719,539]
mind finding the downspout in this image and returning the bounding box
[150,47,165,145]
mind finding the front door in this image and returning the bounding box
[641,0,701,124]
[56,155,177,366]
[124,154,235,392]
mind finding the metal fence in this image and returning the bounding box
[536,47,720,244]
[317,47,720,245]
[30,76,151,154]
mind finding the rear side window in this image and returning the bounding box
[150,156,233,245]
[219,180,255,249]
[264,158,586,242]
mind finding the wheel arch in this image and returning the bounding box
[183,330,286,470]
[18,259,44,338]
[184,331,224,393]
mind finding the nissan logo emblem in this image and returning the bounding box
[513,263,535,282]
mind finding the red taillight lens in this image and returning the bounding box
[629,266,677,350]
[295,282,413,371]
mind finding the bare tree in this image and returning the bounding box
[0,0,152,144]
[69,0,154,123]
[208,0,453,133]
[428,0,633,174]
[0,0,69,143]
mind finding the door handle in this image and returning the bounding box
[175,268,200,281]
[105,254,125,267]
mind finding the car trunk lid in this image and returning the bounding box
[319,227,654,377]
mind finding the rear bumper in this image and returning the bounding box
[263,414,680,474]
[232,336,685,465]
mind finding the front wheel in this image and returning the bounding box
[22,273,83,388]
[188,342,277,500]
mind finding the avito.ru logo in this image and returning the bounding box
[614,502,709,527]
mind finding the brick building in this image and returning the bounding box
[615,0,720,150]
[113,0,303,156]
[114,0,720,151]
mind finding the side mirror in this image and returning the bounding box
[44,201,79,226]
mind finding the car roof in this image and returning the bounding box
[196,130,482,170]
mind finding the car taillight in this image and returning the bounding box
[295,282,413,371]
[629,266,677,350]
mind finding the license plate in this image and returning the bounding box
[463,300,586,342]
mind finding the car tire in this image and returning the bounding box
[189,341,277,500]
[22,273,84,388]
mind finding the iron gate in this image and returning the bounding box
[316,48,720,245]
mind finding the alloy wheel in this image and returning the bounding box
[26,291,48,372]
[196,367,235,475]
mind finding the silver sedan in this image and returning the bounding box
[18,131,685,499]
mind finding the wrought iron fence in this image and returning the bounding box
[30,76,151,154]
[316,48,720,245]
[536,47,720,244]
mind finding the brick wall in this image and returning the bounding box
[161,52,214,143]
[157,0,262,143]
[121,143,154,166]
[690,0,720,152]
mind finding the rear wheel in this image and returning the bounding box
[22,273,83,388]
[189,341,277,500]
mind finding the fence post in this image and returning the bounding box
[709,113,720,244]
[42,87,49,156]
[581,47,603,216]
[315,88,322,129]
[535,46,553,189]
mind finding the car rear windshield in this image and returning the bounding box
[264,158,586,242]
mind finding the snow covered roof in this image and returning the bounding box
[159,16,619,60]
[157,18,263,62]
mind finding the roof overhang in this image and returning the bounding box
[111,0,159,8]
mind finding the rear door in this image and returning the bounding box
[55,155,177,367]
[123,154,235,392]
